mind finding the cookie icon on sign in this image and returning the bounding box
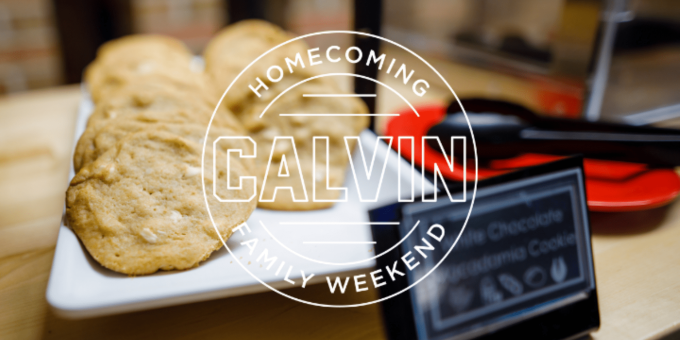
[551,256,568,283]
[524,266,547,289]
[498,273,523,296]
[480,276,504,305]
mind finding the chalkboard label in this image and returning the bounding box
[371,158,599,340]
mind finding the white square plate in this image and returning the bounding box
[46,91,433,318]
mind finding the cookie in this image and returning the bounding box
[66,130,256,275]
[204,20,314,108]
[244,80,368,210]
[85,82,241,134]
[75,82,243,172]
[95,34,193,61]
[74,119,253,172]
[85,35,214,103]
[204,21,369,210]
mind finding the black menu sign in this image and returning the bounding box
[371,158,599,340]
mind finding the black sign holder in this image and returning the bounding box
[370,157,599,340]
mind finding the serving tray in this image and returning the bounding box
[46,89,434,318]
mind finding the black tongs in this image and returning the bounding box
[427,99,680,167]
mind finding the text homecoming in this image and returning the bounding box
[247,45,430,98]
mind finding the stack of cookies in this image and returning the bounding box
[66,21,370,275]
[204,20,369,210]
[66,36,256,275]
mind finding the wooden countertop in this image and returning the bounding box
[1,86,679,340]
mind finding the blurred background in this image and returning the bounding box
[0,0,678,127]
[1,2,680,339]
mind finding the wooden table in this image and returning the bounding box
[1,86,680,340]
